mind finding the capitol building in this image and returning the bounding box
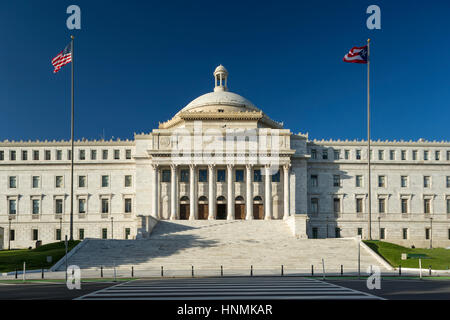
[1,65,450,249]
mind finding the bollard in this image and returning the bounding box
[221,265,223,277]
[311,265,314,276]
[192,266,194,278]
[100,266,103,278]
[161,266,164,277]
[341,265,343,276]
[322,258,325,280]
[281,265,284,276]
[113,263,117,282]
[250,265,253,277]
[23,261,26,282]
[429,266,432,276]
[15,268,18,279]
[41,268,44,279]
[131,266,134,278]
[399,265,401,276]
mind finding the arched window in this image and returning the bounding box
[253,196,263,202]
[217,196,226,202]
[235,196,244,202]
[199,196,208,202]
[180,196,189,202]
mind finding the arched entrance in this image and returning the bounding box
[198,196,208,220]
[216,196,227,220]
[253,196,264,219]
[179,196,190,220]
[234,196,245,220]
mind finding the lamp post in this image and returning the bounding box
[429,217,433,249]
[8,216,12,250]
[111,217,114,239]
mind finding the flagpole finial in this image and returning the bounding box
[367,38,371,43]
[71,35,75,40]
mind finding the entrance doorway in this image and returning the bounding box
[198,196,208,220]
[217,205,226,219]
[234,196,245,219]
[179,196,190,220]
[253,196,264,219]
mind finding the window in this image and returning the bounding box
[91,150,97,160]
[333,198,340,214]
[22,150,28,160]
[344,150,350,160]
[312,228,318,239]
[67,150,71,160]
[114,150,120,160]
[45,150,51,160]
[311,175,318,187]
[447,176,450,188]
[102,150,108,160]
[401,176,408,188]
[356,175,363,188]
[125,228,131,239]
[162,170,170,183]
[78,199,86,214]
[9,176,17,188]
[378,175,386,188]
[9,230,15,241]
[380,228,385,239]
[311,198,319,214]
[356,150,361,160]
[322,149,328,160]
[357,228,363,237]
[198,169,208,182]
[356,198,363,213]
[335,228,341,238]
[253,169,262,182]
[126,149,131,160]
[32,229,39,241]
[447,199,450,214]
[425,228,431,240]
[435,151,440,161]
[180,169,189,183]
[401,150,406,160]
[423,176,430,188]
[402,228,408,240]
[217,169,226,182]
[424,151,429,161]
[333,175,340,187]
[101,175,109,187]
[424,199,431,214]
[55,199,63,214]
[55,176,63,188]
[378,150,384,160]
[56,229,61,241]
[0,150,4,160]
[10,150,16,161]
[79,150,85,160]
[311,149,317,159]
[412,150,418,160]
[389,150,395,160]
[79,229,85,240]
[369,150,373,160]
[125,175,132,187]
[32,199,40,214]
[334,150,340,160]
[56,150,62,160]
[33,150,39,160]
[447,151,450,161]
[235,169,244,182]
[101,198,109,213]
[125,198,132,213]
[102,228,107,239]
[78,175,86,188]
[271,170,280,182]
[9,199,17,214]
[401,199,408,214]
[378,198,386,213]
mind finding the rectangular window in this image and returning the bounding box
[0,150,4,160]
[447,176,450,188]
[101,199,109,214]
[356,150,361,160]
[79,199,86,214]
[56,150,62,160]
[217,169,226,182]
[344,150,350,160]
[10,150,16,161]
[9,199,17,214]
[356,198,363,213]
[22,150,28,160]
[79,229,85,240]
[335,228,341,238]
[401,176,408,188]
[55,176,63,188]
[126,149,131,160]
[162,170,171,183]
[198,169,208,182]
[125,228,131,239]
[401,199,408,214]
[412,150,418,160]
[333,175,340,187]
[401,150,406,160]
[447,199,450,214]
[102,228,107,239]
[312,228,318,239]
[322,149,328,160]
[311,198,319,214]
[272,171,280,182]
[78,175,86,188]
[9,176,17,188]
[447,151,450,161]
[424,176,430,188]
[311,149,317,159]
[67,150,71,160]
[235,169,244,182]
[378,175,386,188]
[32,229,39,241]
[424,199,431,214]
[91,150,97,160]
[357,228,363,237]
[55,199,63,214]
[102,150,108,160]
[125,198,132,213]
[45,150,51,160]
[425,228,431,240]
[356,175,363,187]
[33,150,39,160]
[101,175,109,187]
[32,199,40,214]
[402,228,408,240]
[56,229,61,241]
[380,228,385,239]
[390,150,395,160]
[253,169,262,182]
[9,229,15,241]
[334,150,340,160]
[424,151,429,161]
[79,150,85,160]
[378,198,386,213]
[435,151,440,161]
[114,150,120,160]
[333,198,340,214]
[378,150,384,160]
[180,169,189,183]
[311,175,318,187]
[125,175,132,187]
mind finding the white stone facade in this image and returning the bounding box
[1,66,449,249]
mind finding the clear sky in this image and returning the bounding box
[1,0,449,142]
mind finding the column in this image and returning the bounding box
[208,164,215,220]
[283,163,290,219]
[227,164,234,220]
[189,164,197,220]
[170,164,177,220]
[245,164,253,220]
[264,165,272,220]
[151,164,159,219]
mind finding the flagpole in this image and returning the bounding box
[69,35,75,241]
[367,38,372,240]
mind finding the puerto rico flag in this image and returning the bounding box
[343,45,368,64]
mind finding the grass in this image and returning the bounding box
[364,240,450,270]
[0,241,80,273]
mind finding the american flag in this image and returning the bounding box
[52,42,72,73]
[343,45,368,64]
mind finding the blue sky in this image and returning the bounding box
[1,0,449,142]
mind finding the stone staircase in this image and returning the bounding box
[56,220,390,273]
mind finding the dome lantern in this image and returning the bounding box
[213,65,228,92]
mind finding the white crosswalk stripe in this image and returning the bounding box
[76,277,383,300]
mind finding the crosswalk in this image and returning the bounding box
[76,277,383,300]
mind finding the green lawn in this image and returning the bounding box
[364,240,450,270]
[0,241,80,273]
